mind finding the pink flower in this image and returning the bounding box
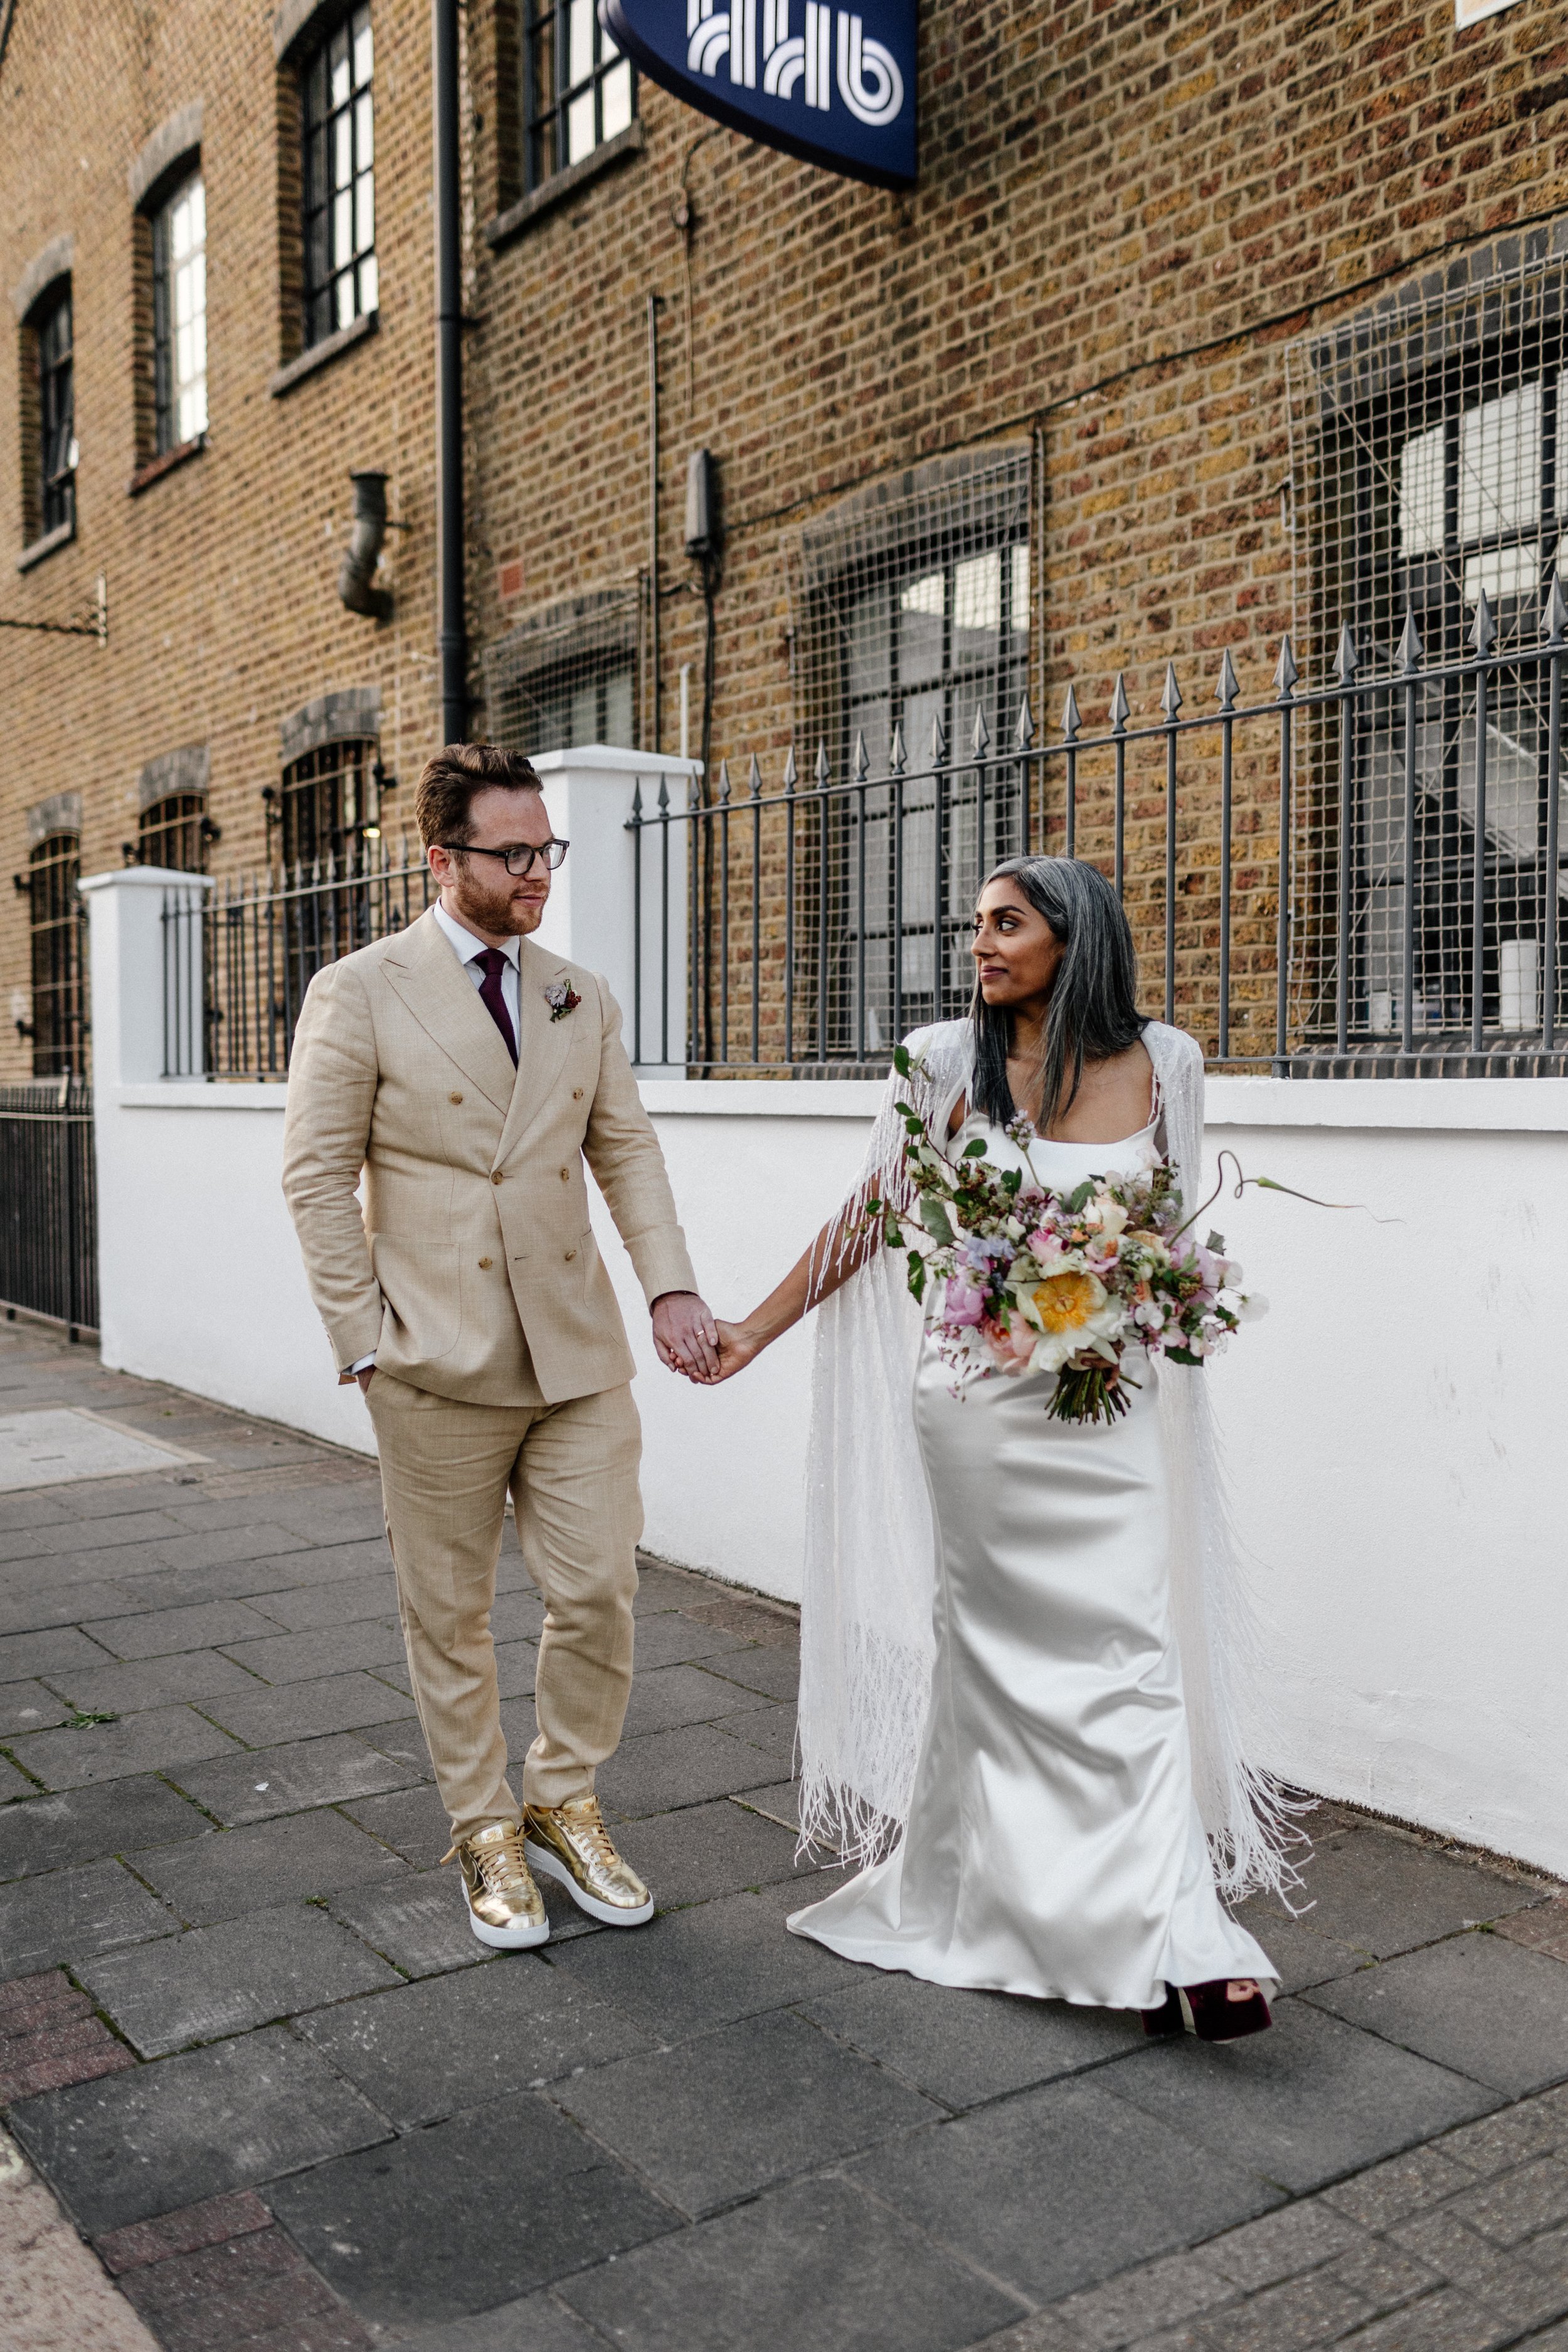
[982,1314,1036,1371]
[943,1273,988,1328]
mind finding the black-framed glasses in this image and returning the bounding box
[440,839,569,875]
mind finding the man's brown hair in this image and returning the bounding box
[414,743,542,849]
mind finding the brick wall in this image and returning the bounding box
[1,0,1565,1076]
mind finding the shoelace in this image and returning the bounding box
[441,1831,532,1894]
[563,1800,618,1868]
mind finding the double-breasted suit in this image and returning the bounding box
[282,907,697,1836]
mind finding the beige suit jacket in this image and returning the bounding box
[280,908,698,1406]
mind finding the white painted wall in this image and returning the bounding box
[82,862,1568,1875]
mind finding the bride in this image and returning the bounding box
[705,854,1295,2040]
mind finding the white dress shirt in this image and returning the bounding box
[348,901,522,1380]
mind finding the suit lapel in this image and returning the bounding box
[494,935,576,1163]
[380,908,518,1116]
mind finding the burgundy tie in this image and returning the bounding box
[475,948,517,1065]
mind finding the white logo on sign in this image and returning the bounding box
[686,0,903,123]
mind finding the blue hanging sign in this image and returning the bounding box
[599,0,916,188]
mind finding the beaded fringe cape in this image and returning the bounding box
[797,1017,1305,1905]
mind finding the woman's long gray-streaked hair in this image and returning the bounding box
[971,856,1147,1132]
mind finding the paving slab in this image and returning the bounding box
[6,1703,240,1791]
[624,1613,751,1671]
[78,1900,403,2056]
[197,1668,417,1747]
[0,1857,177,1978]
[546,1887,859,2039]
[0,1624,117,1682]
[1306,1931,1568,2097]
[295,1951,654,2123]
[326,1872,494,1977]
[0,1776,211,1882]
[1246,1827,1540,1959]
[354,1720,440,1785]
[798,1969,1144,2109]
[0,1678,72,1737]
[490,1589,547,1641]
[853,2070,1283,2306]
[695,1645,800,1704]
[77,1599,285,1661]
[559,2172,1024,2352]
[596,1720,788,1820]
[1230,1904,1373,1996]
[340,1782,450,1868]
[218,1619,406,1686]
[0,1752,38,1799]
[9,2023,393,2236]
[1106,1996,1502,2193]
[556,2006,941,2218]
[128,1806,408,1924]
[714,1702,797,1762]
[610,1795,823,1912]
[112,2220,378,2352]
[38,1648,263,1717]
[227,1569,399,1634]
[267,2090,678,2324]
[617,1662,771,1740]
[384,2293,603,2349]
[102,1552,339,1613]
[0,1578,143,1637]
[166,1731,421,1826]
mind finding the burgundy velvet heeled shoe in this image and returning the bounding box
[1140,1980,1273,2042]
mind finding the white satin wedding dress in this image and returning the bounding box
[788,1089,1277,2011]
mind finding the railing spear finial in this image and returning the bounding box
[972,703,991,758]
[1332,625,1359,684]
[718,758,732,803]
[889,717,908,775]
[1215,647,1240,710]
[783,746,798,793]
[1014,690,1035,751]
[1110,672,1130,730]
[1159,660,1184,718]
[630,780,643,820]
[1397,608,1422,672]
[1059,684,1080,743]
[930,708,946,766]
[853,729,870,781]
[814,739,831,788]
[657,778,670,813]
[1546,569,1568,645]
[1469,585,1494,659]
[1273,635,1299,699]
[748,751,763,797]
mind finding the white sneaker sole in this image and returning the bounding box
[464,1903,549,1950]
[526,1840,655,1926]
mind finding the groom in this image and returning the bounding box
[282,743,718,1948]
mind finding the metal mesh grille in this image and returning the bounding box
[1287,242,1568,1046]
[768,444,1034,1057]
[484,583,645,756]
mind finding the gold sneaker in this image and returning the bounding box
[524,1794,654,1927]
[442,1821,549,1949]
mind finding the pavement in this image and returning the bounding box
[1,1316,1567,2352]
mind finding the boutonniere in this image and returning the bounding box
[544,979,582,1024]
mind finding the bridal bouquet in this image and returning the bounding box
[872,1046,1261,1424]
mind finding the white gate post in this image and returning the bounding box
[78,865,212,1085]
[527,748,699,1075]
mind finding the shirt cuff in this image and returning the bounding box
[339,1353,377,1385]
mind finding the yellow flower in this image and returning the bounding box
[1032,1271,1102,1333]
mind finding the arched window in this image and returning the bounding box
[278,736,378,871]
[137,793,209,872]
[29,280,75,539]
[20,832,86,1076]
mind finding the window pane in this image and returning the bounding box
[953,550,1000,667]
[1399,421,1446,556]
[601,58,632,138]
[353,9,373,85]
[1010,543,1030,632]
[359,251,378,313]
[899,571,944,685]
[334,188,353,264]
[355,172,375,255]
[567,85,594,162]
[331,28,351,105]
[334,111,353,193]
[1459,383,1540,542]
[568,0,594,88]
[354,90,374,168]
[336,270,356,330]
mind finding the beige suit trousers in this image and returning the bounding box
[366,1370,642,1837]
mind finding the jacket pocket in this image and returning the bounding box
[370,1235,462,1367]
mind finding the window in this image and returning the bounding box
[278,737,378,871]
[32,283,75,538]
[302,4,376,347]
[23,834,86,1077]
[793,446,1034,1051]
[152,175,208,452]
[524,0,634,189]
[484,586,644,753]
[137,794,209,872]
[1290,247,1568,1046]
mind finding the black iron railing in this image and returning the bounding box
[161,841,435,1079]
[0,1078,97,1335]
[630,589,1568,1075]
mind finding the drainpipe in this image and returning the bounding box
[339,470,391,620]
[433,0,466,743]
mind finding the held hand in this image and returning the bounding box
[706,1320,770,1384]
[356,1367,375,1395]
[651,1291,721,1381]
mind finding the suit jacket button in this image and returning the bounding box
[478,1256,492,1270]
[564,1248,576,1262]
[450,1092,464,1104]
[573,1088,584,1101]
[491,1172,504,1185]
[559,1168,569,1182]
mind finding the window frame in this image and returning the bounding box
[522,0,636,194]
[299,2,378,351]
[24,832,87,1078]
[137,793,211,874]
[151,171,208,457]
[31,282,75,540]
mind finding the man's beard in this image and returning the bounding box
[449,861,540,936]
